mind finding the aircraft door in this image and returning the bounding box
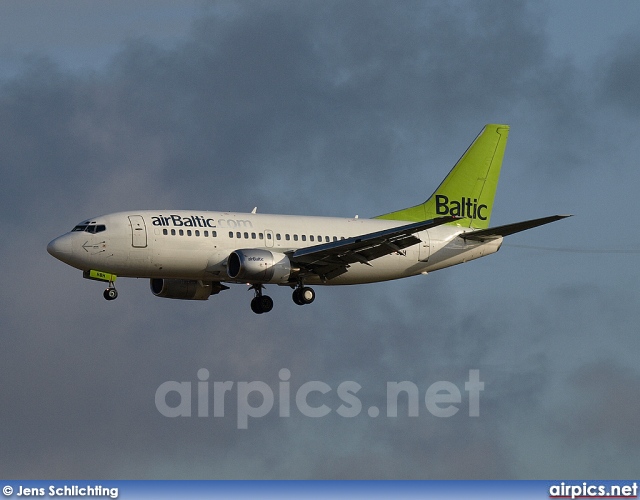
[418,230,430,262]
[128,215,147,248]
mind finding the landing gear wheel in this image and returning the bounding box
[300,286,315,304]
[251,295,273,314]
[292,288,304,305]
[103,288,118,301]
[292,286,315,305]
[250,297,261,314]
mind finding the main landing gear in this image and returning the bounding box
[248,284,316,314]
[292,285,315,306]
[250,285,274,314]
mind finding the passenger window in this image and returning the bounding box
[293,235,298,241]
[325,236,330,242]
[333,236,337,241]
[302,235,307,241]
[187,230,192,236]
[204,230,208,237]
[195,230,200,236]
[244,232,249,239]
[267,233,272,240]
[163,229,168,235]
[213,231,217,237]
[229,231,233,238]
[171,229,176,236]
[310,235,314,242]
[285,234,290,241]
[276,234,280,240]
[236,232,241,238]
[251,232,256,239]
[179,229,184,236]
[260,233,265,240]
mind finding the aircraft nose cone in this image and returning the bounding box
[47,235,72,260]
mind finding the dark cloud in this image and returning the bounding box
[555,362,640,449]
[600,34,640,114]
[1,0,639,480]
[1,0,587,222]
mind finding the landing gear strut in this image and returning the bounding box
[250,285,273,314]
[292,285,315,306]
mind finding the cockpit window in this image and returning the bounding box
[72,224,106,233]
[87,225,106,234]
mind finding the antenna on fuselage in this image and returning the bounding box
[251,207,257,214]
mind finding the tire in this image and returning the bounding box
[258,295,274,313]
[300,287,315,304]
[104,288,118,301]
[251,295,273,314]
[250,297,263,314]
[292,289,304,305]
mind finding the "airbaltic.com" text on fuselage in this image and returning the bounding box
[151,215,253,229]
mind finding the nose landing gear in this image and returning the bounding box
[83,270,119,301]
[103,286,118,301]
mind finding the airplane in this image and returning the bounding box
[47,124,570,314]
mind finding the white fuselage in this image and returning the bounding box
[48,210,503,286]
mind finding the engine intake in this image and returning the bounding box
[227,249,291,283]
[150,279,225,300]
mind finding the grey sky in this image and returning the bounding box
[1,0,639,479]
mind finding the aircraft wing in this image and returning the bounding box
[459,214,572,241]
[290,216,457,281]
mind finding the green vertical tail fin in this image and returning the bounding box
[375,124,509,229]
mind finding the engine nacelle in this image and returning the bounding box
[227,249,291,283]
[150,278,216,300]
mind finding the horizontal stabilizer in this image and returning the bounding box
[460,215,572,241]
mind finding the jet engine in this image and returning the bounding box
[150,279,226,300]
[227,249,291,283]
